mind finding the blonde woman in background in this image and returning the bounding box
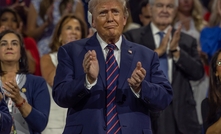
[40,14,86,134]
[174,0,207,45]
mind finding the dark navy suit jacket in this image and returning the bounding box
[53,33,173,134]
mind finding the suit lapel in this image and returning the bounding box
[85,33,106,87]
[141,24,156,50]
[118,37,134,89]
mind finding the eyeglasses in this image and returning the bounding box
[217,61,221,66]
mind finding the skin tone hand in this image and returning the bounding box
[170,24,182,58]
[155,27,172,56]
[83,50,99,84]
[3,81,24,105]
[127,62,146,93]
[3,80,32,117]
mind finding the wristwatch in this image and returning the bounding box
[170,46,180,53]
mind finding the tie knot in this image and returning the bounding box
[157,31,165,39]
[107,44,116,51]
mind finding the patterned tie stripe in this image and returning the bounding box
[106,44,121,134]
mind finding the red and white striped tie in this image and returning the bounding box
[106,44,121,134]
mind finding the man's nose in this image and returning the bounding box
[162,6,168,12]
[107,12,114,22]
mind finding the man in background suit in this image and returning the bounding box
[124,0,204,133]
[52,0,172,133]
[0,92,12,134]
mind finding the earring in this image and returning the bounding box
[19,59,21,62]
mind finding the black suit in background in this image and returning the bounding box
[124,24,204,134]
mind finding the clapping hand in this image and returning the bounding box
[128,62,146,93]
[3,80,24,106]
[170,24,181,51]
[155,27,172,56]
[83,50,99,84]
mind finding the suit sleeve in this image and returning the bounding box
[139,52,173,111]
[24,77,50,132]
[0,99,12,134]
[52,46,90,108]
[176,38,204,81]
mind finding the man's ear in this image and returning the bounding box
[92,17,96,28]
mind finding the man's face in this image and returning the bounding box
[92,0,127,42]
[139,4,151,26]
[150,0,176,27]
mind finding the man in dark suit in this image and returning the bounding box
[124,0,204,133]
[52,0,172,133]
[0,92,12,134]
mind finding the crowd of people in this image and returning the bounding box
[0,0,221,134]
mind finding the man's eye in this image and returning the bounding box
[218,61,221,66]
[113,10,119,14]
[156,4,163,7]
[167,4,174,8]
[100,12,106,15]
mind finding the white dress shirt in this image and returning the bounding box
[85,33,140,97]
[150,22,173,83]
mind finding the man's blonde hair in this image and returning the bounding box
[88,0,129,18]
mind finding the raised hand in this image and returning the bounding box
[3,80,24,105]
[127,62,146,93]
[170,24,181,50]
[83,50,99,84]
[155,26,172,56]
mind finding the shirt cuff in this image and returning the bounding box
[172,47,180,62]
[85,74,97,90]
[130,87,141,98]
[173,56,180,62]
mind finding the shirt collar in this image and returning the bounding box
[96,33,122,50]
[150,22,171,35]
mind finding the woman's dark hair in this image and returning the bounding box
[207,49,221,123]
[0,30,29,76]
[0,8,19,29]
[0,8,28,37]
[49,13,86,53]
